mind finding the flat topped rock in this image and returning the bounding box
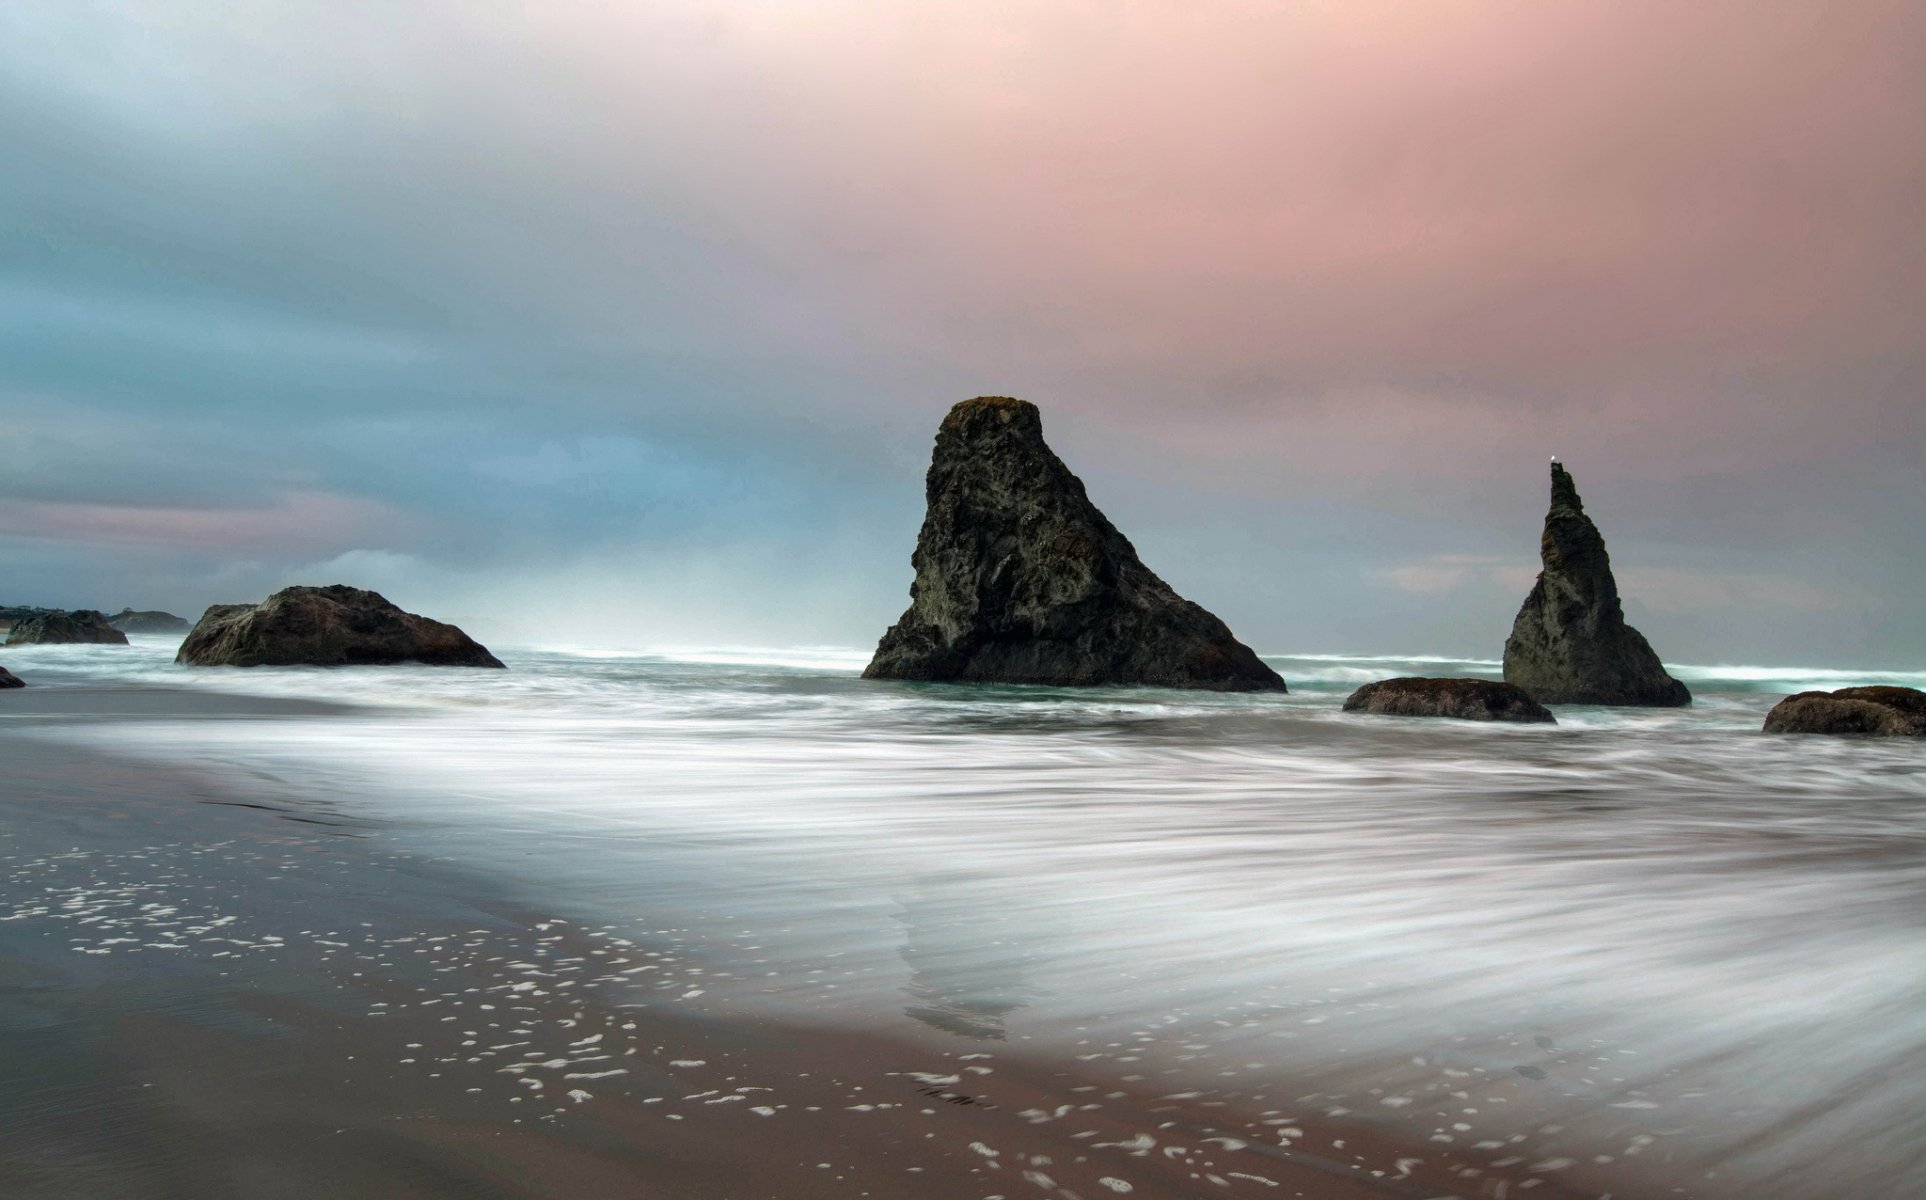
[1763,686,1926,737]
[0,666,23,689]
[4,609,129,646]
[108,608,191,633]
[1502,462,1689,707]
[1343,677,1555,724]
[863,397,1284,691]
[177,585,504,668]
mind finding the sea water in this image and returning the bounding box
[7,637,1925,1196]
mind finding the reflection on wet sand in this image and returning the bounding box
[5,644,1925,1197]
[0,765,1609,1200]
[896,874,1041,1041]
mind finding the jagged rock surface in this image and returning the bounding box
[1763,686,1926,737]
[1343,677,1555,724]
[0,666,23,689]
[864,397,1284,691]
[177,585,504,668]
[108,608,191,633]
[0,605,51,630]
[4,609,129,646]
[1502,463,1689,706]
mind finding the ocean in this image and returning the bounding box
[3,637,1923,1199]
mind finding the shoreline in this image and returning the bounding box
[2,703,1623,1200]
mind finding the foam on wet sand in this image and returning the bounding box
[4,645,1924,1198]
[1,713,1602,1199]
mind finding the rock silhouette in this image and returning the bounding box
[177,585,504,668]
[4,609,129,646]
[1502,463,1689,706]
[1763,686,1926,737]
[0,666,23,688]
[1343,677,1555,723]
[108,608,191,633]
[864,397,1284,691]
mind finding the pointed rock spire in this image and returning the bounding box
[863,397,1284,691]
[1502,462,1690,706]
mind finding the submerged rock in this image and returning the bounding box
[1763,686,1926,737]
[1343,677,1555,724]
[0,666,23,688]
[108,608,192,633]
[4,609,129,646]
[1502,462,1689,706]
[177,585,505,668]
[864,397,1284,691]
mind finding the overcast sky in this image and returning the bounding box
[3,1,1921,664]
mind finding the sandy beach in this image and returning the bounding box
[8,1,1924,1192]
[0,684,1645,1200]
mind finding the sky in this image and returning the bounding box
[2,1,1921,664]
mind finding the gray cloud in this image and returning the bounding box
[1,1,1918,664]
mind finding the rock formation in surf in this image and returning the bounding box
[1343,677,1555,724]
[1762,686,1926,737]
[4,609,129,646]
[863,397,1284,691]
[0,605,50,632]
[177,585,505,668]
[108,608,191,633]
[0,665,23,688]
[1502,462,1689,706]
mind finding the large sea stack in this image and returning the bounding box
[1502,462,1689,706]
[863,397,1284,691]
[177,585,504,668]
[4,609,129,646]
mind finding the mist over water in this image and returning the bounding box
[10,637,1926,1196]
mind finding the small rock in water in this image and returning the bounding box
[1343,677,1555,723]
[107,608,192,633]
[0,665,24,688]
[4,609,129,646]
[1763,685,1926,737]
[176,584,504,668]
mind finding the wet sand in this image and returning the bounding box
[0,690,1631,1199]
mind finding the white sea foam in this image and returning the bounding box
[8,639,1926,1194]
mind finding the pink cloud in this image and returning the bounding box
[1376,554,1537,596]
[467,0,1918,500]
[1618,567,1853,616]
[64,3,1915,475]
[0,490,403,555]
[628,1,1921,389]
[1376,554,1850,615]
